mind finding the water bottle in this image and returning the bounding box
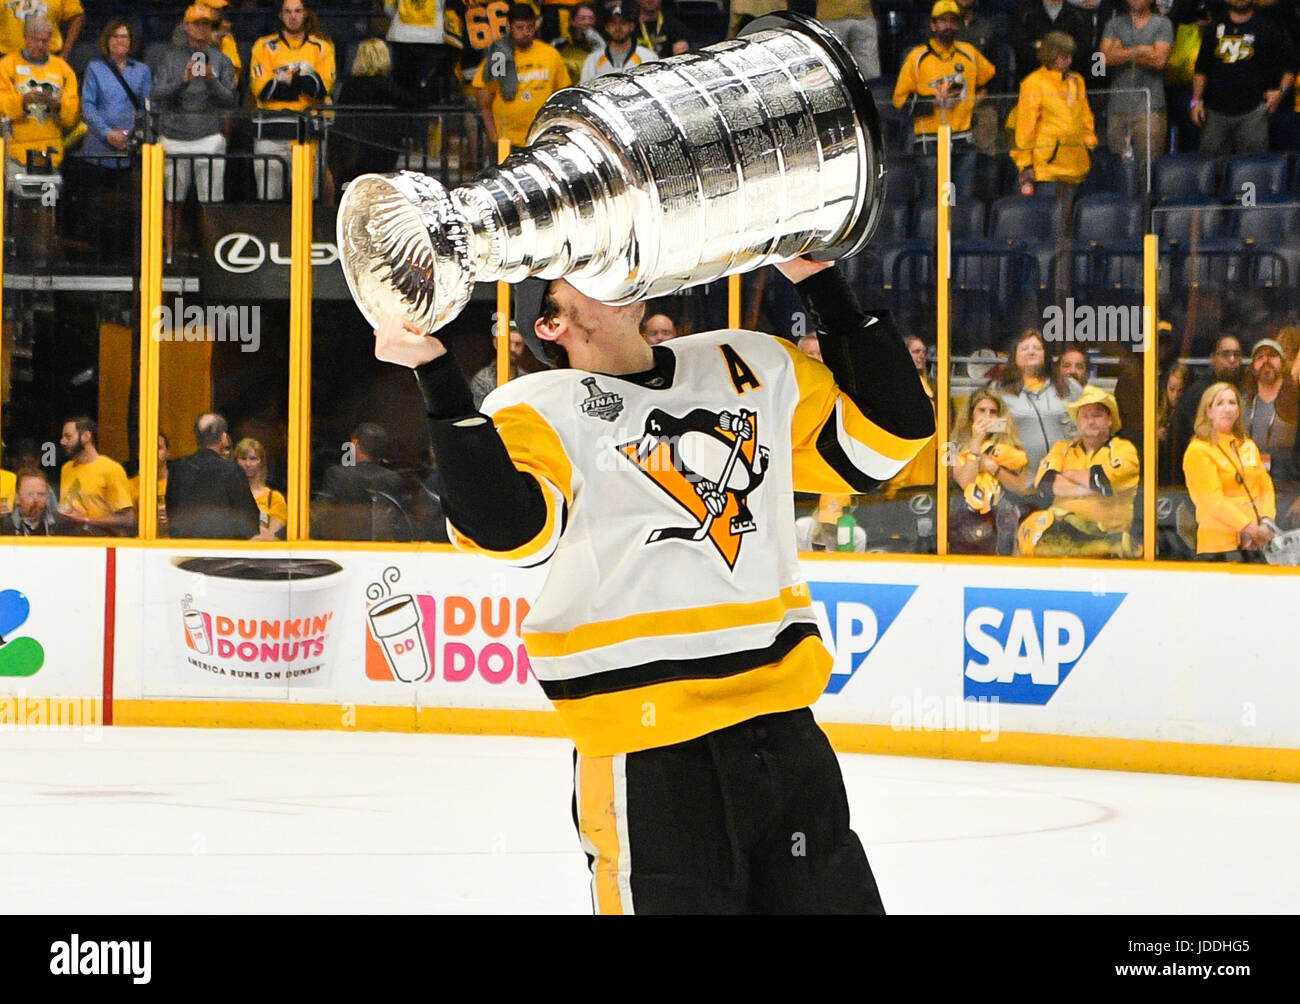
[836,510,858,552]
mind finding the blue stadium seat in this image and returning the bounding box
[1073,193,1143,244]
[1236,201,1300,244]
[988,195,1059,242]
[1222,153,1291,204]
[913,200,987,240]
[885,155,918,203]
[1153,153,1217,204]
[1151,199,1234,243]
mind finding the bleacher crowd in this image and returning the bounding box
[2,0,1300,560]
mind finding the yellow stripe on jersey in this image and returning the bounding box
[524,585,812,658]
[554,635,832,757]
[576,753,632,915]
[776,338,930,492]
[448,401,574,562]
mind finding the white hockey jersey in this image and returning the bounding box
[452,328,929,755]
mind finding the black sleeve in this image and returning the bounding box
[1037,468,1058,505]
[260,76,301,102]
[232,467,261,538]
[793,267,936,443]
[413,353,551,551]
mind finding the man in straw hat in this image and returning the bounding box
[372,254,934,913]
[1017,385,1141,557]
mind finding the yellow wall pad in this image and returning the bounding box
[820,722,1300,784]
[108,701,1300,784]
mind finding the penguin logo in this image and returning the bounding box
[616,407,769,568]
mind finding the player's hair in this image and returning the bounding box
[351,38,392,77]
[65,416,98,447]
[97,19,137,57]
[537,287,571,368]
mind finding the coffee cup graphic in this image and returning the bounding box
[367,593,430,683]
[171,557,346,688]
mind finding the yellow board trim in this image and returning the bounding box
[523,585,812,658]
[107,699,1300,782]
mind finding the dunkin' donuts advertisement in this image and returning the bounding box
[131,550,550,707]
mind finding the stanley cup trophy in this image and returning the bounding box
[337,12,885,334]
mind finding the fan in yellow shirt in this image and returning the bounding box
[893,1,994,149]
[0,14,79,168]
[0,467,15,515]
[0,0,84,56]
[234,437,287,540]
[472,3,569,148]
[58,417,134,535]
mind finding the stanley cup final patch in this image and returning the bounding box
[578,377,624,422]
[615,407,769,569]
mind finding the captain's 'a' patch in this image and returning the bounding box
[616,406,770,569]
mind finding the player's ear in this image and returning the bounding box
[535,314,562,344]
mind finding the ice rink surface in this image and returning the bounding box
[2,725,1297,914]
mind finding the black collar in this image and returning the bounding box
[609,344,676,390]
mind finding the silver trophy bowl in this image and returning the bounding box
[337,11,885,333]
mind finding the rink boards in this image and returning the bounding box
[1,543,1297,781]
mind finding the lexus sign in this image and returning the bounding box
[200,205,350,300]
[213,232,341,274]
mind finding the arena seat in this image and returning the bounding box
[913,200,987,240]
[1073,193,1144,244]
[1151,199,1234,244]
[1222,153,1291,204]
[1153,153,1217,204]
[988,195,1059,242]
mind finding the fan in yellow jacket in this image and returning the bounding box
[1009,30,1096,186]
[1183,381,1277,559]
[893,1,995,145]
[0,15,79,168]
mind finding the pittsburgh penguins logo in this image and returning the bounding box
[617,407,769,568]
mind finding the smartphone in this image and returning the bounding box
[986,418,1007,434]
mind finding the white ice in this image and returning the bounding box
[1,726,1295,914]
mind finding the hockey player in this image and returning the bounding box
[372,256,935,913]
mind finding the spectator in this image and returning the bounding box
[235,437,287,540]
[1010,30,1097,209]
[128,432,170,537]
[1012,0,1094,82]
[250,0,336,200]
[475,4,570,147]
[57,416,133,535]
[0,15,79,174]
[330,39,419,188]
[885,335,937,494]
[637,0,689,58]
[794,493,867,552]
[1183,381,1276,559]
[1018,386,1141,557]
[640,312,678,345]
[1191,0,1296,155]
[385,0,456,106]
[1100,0,1173,159]
[950,388,1030,553]
[166,412,261,539]
[470,323,533,407]
[1156,361,1191,484]
[554,3,604,83]
[150,6,237,207]
[815,0,879,81]
[1057,346,1091,386]
[990,328,1083,472]
[314,422,413,540]
[907,335,935,400]
[169,0,243,84]
[79,20,150,168]
[956,0,1002,59]
[894,1,996,154]
[448,0,539,93]
[0,0,81,58]
[1241,337,1299,486]
[797,332,823,362]
[582,2,656,81]
[2,467,75,536]
[1170,333,1246,485]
